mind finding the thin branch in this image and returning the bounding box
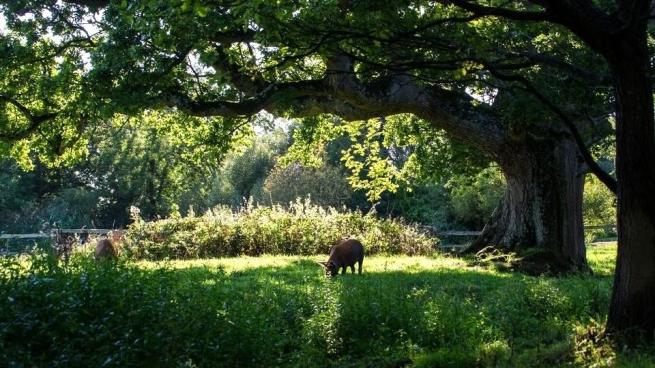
[438,0,552,22]
[60,0,109,10]
[210,29,257,44]
[523,52,611,86]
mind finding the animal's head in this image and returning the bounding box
[319,261,338,277]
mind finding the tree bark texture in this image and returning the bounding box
[607,37,655,333]
[468,136,588,273]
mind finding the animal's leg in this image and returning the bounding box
[350,265,355,273]
[341,266,347,274]
[358,260,362,274]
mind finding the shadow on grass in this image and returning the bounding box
[0,254,635,367]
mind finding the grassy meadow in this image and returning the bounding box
[1,244,653,367]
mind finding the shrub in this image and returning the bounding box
[583,175,615,227]
[123,198,437,260]
[583,174,616,243]
[447,167,505,229]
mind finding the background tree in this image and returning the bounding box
[258,161,353,208]
[0,110,252,230]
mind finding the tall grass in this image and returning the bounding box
[1,245,652,367]
[124,198,437,260]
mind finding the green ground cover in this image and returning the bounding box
[0,244,652,367]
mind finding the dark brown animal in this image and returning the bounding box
[95,238,118,261]
[319,239,364,277]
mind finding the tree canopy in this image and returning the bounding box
[1,1,613,170]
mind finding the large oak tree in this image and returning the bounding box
[437,0,654,336]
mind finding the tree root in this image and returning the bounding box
[472,245,592,276]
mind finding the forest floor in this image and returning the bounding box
[1,243,653,367]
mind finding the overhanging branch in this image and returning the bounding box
[484,67,618,194]
[158,52,506,155]
[524,52,611,86]
[0,94,58,141]
[438,0,552,22]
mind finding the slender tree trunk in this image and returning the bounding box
[606,41,655,333]
[468,136,588,274]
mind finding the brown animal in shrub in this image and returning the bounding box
[319,238,364,277]
[95,238,118,261]
[109,230,125,243]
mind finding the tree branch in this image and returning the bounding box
[158,52,506,155]
[60,0,109,10]
[0,94,58,141]
[209,30,257,44]
[438,0,552,21]
[211,47,266,95]
[523,52,611,86]
[484,66,618,193]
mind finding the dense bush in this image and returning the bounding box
[123,198,437,260]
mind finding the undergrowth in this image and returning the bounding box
[123,198,436,260]
[1,245,651,367]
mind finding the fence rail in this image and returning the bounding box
[1,229,120,256]
[1,225,617,255]
[0,229,114,240]
[1,225,617,240]
[429,225,616,238]
[0,233,51,240]
[437,230,482,237]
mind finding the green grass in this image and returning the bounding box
[0,244,653,367]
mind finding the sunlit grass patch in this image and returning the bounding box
[587,242,617,276]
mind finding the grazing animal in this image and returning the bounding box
[95,238,117,261]
[319,238,364,277]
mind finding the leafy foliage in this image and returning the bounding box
[258,162,353,208]
[0,111,256,230]
[583,174,616,243]
[123,198,437,260]
[583,175,615,227]
[284,114,495,204]
[447,167,505,229]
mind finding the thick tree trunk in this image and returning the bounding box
[468,136,588,274]
[606,44,655,334]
